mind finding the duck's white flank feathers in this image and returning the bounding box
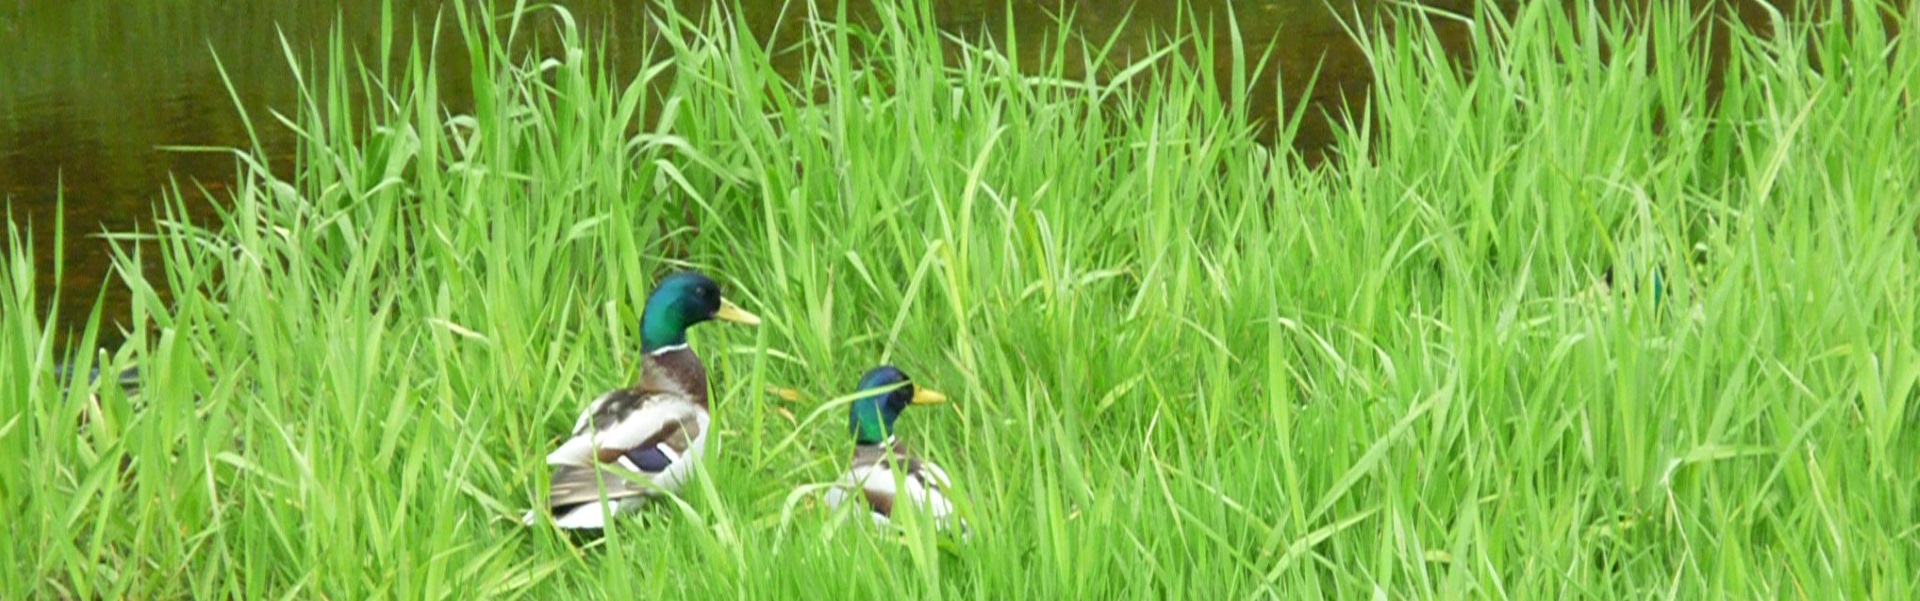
[546,392,699,466]
[825,439,964,534]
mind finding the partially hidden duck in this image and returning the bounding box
[526,271,760,529]
[823,366,967,536]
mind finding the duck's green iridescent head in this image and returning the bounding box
[849,365,947,445]
[1603,265,1669,307]
[641,271,760,352]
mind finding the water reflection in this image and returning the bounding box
[0,0,1795,353]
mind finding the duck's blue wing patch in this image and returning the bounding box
[623,446,674,472]
[609,417,695,473]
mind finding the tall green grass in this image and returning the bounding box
[4,0,1917,597]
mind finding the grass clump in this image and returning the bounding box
[3,0,1917,598]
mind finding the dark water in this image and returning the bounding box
[0,1,1799,354]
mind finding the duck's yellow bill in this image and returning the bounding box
[714,298,761,325]
[911,388,948,405]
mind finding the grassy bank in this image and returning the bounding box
[5,0,1917,597]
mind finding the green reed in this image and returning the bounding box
[2,0,1915,597]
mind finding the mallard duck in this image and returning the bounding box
[51,364,143,395]
[823,365,966,535]
[525,271,760,529]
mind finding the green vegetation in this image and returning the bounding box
[5,0,1917,597]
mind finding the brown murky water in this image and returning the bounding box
[0,1,1801,353]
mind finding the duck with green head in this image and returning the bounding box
[823,365,966,535]
[525,271,760,529]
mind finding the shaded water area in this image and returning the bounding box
[2,0,1807,354]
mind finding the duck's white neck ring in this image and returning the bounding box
[856,436,898,448]
[648,343,689,356]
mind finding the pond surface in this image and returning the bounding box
[0,0,1793,353]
